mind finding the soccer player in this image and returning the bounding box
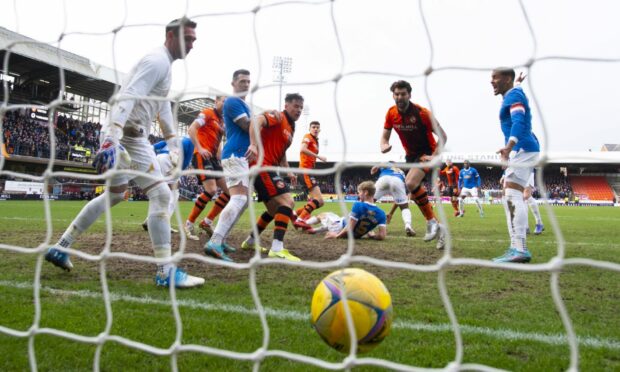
[203,69,253,262]
[302,212,346,235]
[45,18,204,288]
[370,165,415,236]
[440,159,460,216]
[491,67,540,263]
[525,169,544,234]
[325,181,387,240]
[458,160,484,217]
[183,95,230,240]
[380,80,446,243]
[294,121,327,227]
[239,93,304,261]
[141,136,195,233]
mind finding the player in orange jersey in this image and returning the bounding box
[294,121,327,229]
[183,96,230,240]
[241,93,304,262]
[380,80,447,246]
[440,159,461,217]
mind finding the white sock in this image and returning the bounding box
[502,195,515,241]
[458,198,464,213]
[211,194,247,244]
[202,217,213,225]
[168,188,179,220]
[271,239,283,252]
[147,184,172,266]
[58,192,124,248]
[527,196,542,225]
[474,197,483,213]
[306,216,319,225]
[506,188,528,252]
[400,207,412,227]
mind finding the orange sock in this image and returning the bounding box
[187,191,212,223]
[206,193,230,221]
[451,199,459,211]
[297,199,321,220]
[411,185,435,221]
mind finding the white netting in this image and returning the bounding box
[1,0,620,371]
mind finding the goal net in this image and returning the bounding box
[1,0,619,370]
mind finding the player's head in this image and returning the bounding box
[390,80,412,112]
[284,93,304,121]
[165,17,197,60]
[357,181,376,200]
[463,159,470,169]
[232,69,251,97]
[309,121,320,136]
[491,67,515,96]
[446,159,452,167]
[214,95,226,112]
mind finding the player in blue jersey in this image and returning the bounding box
[325,181,387,240]
[141,136,194,233]
[457,160,484,218]
[204,69,254,261]
[491,68,540,263]
[370,165,415,237]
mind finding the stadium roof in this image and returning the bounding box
[0,27,121,103]
[601,144,620,152]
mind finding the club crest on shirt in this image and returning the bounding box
[276,180,285,189]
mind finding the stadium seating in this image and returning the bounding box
[569,176,615,201]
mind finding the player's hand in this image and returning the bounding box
[245,143,258,162]
[268,110,281,123]
[367,231,377,239]
[198,148,212,160]
[496,146,511,162]
[325,231,339,239]
[169,148,180,168]
[380,143,392,153]
[370,166,379,175]
[287,172,297,186]
[318,155,327,162]
[516,72,527,84]
[92,137,130,174]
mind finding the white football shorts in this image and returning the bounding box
[504,150,540,188]
[374,175,408,204]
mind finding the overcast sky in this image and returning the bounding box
[2,0,619,162]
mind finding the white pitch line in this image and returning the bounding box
[1,280,618,350]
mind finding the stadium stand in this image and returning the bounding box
[570,176,615,201]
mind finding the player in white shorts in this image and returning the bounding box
[457,160,484,217]
[303,212,346,235]
[44,18,204,288]
[371,165,416,237]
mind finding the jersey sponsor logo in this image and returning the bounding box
[276,180,285,189]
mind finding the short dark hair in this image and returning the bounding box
[493,67,515,81]
[390,80,412,94]
[166,17,197,36]
[285,93,304,103]
[232,69,250,81]
[309,120,320,127]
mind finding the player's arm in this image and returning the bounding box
[325,216,356,239]
[367,225,387,240]
[300,139,326,162]
[279,153,297,186]
[385,203,398,224]
[380,128,392,153]
[187,119,211,160]
[458,172,463,190]
[245,114,266,162]
[454,167,460,190]
[430,115,447,157]
[475,169,481,188]
[498,93,527,160]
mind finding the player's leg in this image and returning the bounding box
[184,154,212,238]
[524,186,544,234]
[390,177,414,236]
[471,188,484,217]
[241,207,273,252]
[406,167,439,241]
[493,153,537,263]
[267,192,301,261]
[205,156,249,261]
[458,193,466,216]
[296,175,323,222]
[168,184,180,234]
[450,188,460,216]
[199,177,229,237]
[46,181,127,271]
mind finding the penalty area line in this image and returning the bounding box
[0,280,619,351]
